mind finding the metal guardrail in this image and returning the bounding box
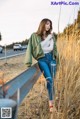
[0,63,41,119]
[0,52,25,60]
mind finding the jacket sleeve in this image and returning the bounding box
[53,35,60,66]
[24,35,32,67]
[53,36,57,59]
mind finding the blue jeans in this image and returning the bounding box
[38,52,56,100]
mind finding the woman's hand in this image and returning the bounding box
[47,34,53,40]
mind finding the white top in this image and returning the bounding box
[41,34,54,54]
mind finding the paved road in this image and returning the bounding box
[0,49,26,59]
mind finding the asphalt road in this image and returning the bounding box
[0,49,26,59]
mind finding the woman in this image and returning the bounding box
[24,18,59,113]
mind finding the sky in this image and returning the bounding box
[0,0,80,46]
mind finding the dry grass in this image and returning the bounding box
[0,71,4,85]
[54,38,80,119]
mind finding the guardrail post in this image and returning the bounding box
[5,44,7,64]
[14,88,20,119]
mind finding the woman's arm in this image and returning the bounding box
[24,35,32,67]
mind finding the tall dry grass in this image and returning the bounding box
[54,37,80,119]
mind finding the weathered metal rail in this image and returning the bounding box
[0,52,25,60]
[0,63,41,119]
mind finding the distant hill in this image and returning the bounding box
[7,38,29,49]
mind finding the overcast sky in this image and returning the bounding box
[0,0,80,46]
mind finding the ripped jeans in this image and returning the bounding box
[38,52,56,100]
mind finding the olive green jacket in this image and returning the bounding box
[24,33,60,67]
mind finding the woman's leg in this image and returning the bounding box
[50,59,57,78]
[38,59,54,101]
[49,59,57,96]
[48,59,57,111]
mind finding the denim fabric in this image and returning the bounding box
[38,52,56,100]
